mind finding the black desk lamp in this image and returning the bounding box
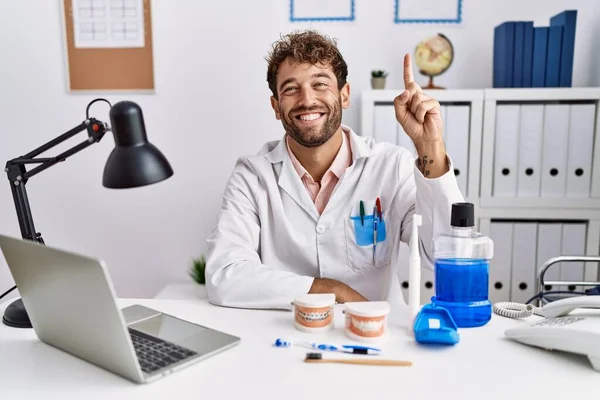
[1,98,173,328]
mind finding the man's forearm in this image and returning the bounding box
[415,140,449,179]
[309,278,368,303]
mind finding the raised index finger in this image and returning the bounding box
[403,53,414,87]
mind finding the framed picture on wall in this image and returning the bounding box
[290,0,355,22]
[394,0,462,24]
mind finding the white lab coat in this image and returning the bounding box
[205,125,464,310]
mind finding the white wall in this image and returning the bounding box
[1,0,598,301]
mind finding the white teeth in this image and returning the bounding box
[351,318,383,332]
[299,113,321,121]
[298,310,330,321]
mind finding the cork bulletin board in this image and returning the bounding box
[61,0,154,92]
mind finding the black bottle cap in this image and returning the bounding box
[451,203,475,227]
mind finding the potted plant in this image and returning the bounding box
[371,70,388,89]
[189,255,208,298]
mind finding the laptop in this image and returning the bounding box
[0,234,240,384]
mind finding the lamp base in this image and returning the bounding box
[2,298,32,328]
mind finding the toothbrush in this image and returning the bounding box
[274,338,382,355]
[408,214,422,335]
[305,352,412,366]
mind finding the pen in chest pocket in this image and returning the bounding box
[373,205,378,263]
[376,197,383,222]
[359,200,365,225]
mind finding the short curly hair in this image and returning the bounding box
[266,30,348,99]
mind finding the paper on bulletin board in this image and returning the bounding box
[290,0,355,21]
[395,0,462,23]
[72,0,145,48]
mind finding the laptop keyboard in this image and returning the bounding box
[129,328,198,374]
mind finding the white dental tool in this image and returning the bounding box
[408,214,422,335]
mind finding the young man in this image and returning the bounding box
[205,30,464,310]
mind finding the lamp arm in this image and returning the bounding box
[4,118,109,242]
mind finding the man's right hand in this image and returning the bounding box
[309,278,368,303]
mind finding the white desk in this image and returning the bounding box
[154,282,206,300]
[0,298,597,399]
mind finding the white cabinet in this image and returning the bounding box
[361,89,483,205]
[480,88,600,210]
[361,88,600,304]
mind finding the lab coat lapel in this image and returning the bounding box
[347,127,373,161]
[321,128,373,212]
[264,136,320,222]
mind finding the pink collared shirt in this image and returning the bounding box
[286,131,353,214]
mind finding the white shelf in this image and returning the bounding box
[479,197,600,211]
[361,88,600,303]
[361,89,484,202]
[484,87,600,101]
[362,88,484,103]
[477,207,600,221]
[360,87,600,218]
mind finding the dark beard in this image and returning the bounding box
[280,97,342,148]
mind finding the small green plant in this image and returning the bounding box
[189,255,206,285]
[371,70,388,78]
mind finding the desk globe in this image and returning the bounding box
[414,34,454,89]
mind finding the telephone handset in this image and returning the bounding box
[499,296,600,372]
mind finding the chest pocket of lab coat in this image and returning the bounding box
[344,209,392,271]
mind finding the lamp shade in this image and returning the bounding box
[102,101,173,189]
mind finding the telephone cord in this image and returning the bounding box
[492,301,545,319]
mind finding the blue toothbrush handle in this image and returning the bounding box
[342,345,381,351]
[315,344,339,351]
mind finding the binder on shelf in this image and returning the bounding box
[397,244,410,305]
[550,10,577,87]
[512,22,526,88]
[493,105,520,197]
[540,104,569,197]
[536,223,563,293]
[560,223,586,294]
[493,22,515,87]
[494,10,576,88]
[532,27,549,88]
[516,104,544,197]
[489,222,513,303]
[521,22,535,87]
[421,268,435,306]
[545,25,563,87]
[445,105,470,197]
[510,223,538,304]
[373,104,398,145]
[566,104,595,198]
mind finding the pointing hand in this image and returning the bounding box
[393,53,444,147]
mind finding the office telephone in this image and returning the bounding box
[496,296,600,372]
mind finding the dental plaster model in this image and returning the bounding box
[343,301,390,342]
[292,293,336,333]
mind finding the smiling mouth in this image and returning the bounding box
[295,112,325,123]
